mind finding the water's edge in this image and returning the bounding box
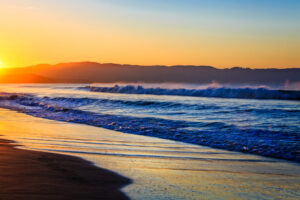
[0,93,299,163]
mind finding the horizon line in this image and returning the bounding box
[5,61,300,70]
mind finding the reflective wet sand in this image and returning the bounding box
[0,108,299,200]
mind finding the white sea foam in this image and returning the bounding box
[83,84,300,100]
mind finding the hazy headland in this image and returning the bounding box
[1,62,299,85]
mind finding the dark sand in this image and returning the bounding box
[0,139,131,200]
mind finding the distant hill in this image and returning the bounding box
[1,62,299,84]
[0,73,54,83]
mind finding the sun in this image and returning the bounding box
[0,61,4,68]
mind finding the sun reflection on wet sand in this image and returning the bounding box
[0,108,299,200]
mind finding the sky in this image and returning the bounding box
[0,0,299,68]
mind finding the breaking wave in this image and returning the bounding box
[0,91,299,162]
[80,85,300,100]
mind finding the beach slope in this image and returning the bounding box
[0,139,131,200]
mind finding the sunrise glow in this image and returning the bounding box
[0,0,299,68]
[0,1,299,200]
[0,61,4,69]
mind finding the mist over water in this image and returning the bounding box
[90,82,300,91]
[0,84,299,162]
[85,82,300,100]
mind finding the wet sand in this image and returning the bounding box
[0,139,131,200]
[1,108,300,199]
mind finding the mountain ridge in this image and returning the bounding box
[1,62,299,84]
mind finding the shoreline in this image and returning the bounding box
[1,108,300,199]
[0,88,298,163]
[0,138,131,200]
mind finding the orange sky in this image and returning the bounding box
[0,0,299,69]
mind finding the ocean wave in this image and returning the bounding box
[80,85,300,100]
[2,95,220,111]
[0,92,299,162]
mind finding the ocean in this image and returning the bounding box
[0,83,299,162]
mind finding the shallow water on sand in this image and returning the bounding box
[0,109,299,200]
[0,84,299,162]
